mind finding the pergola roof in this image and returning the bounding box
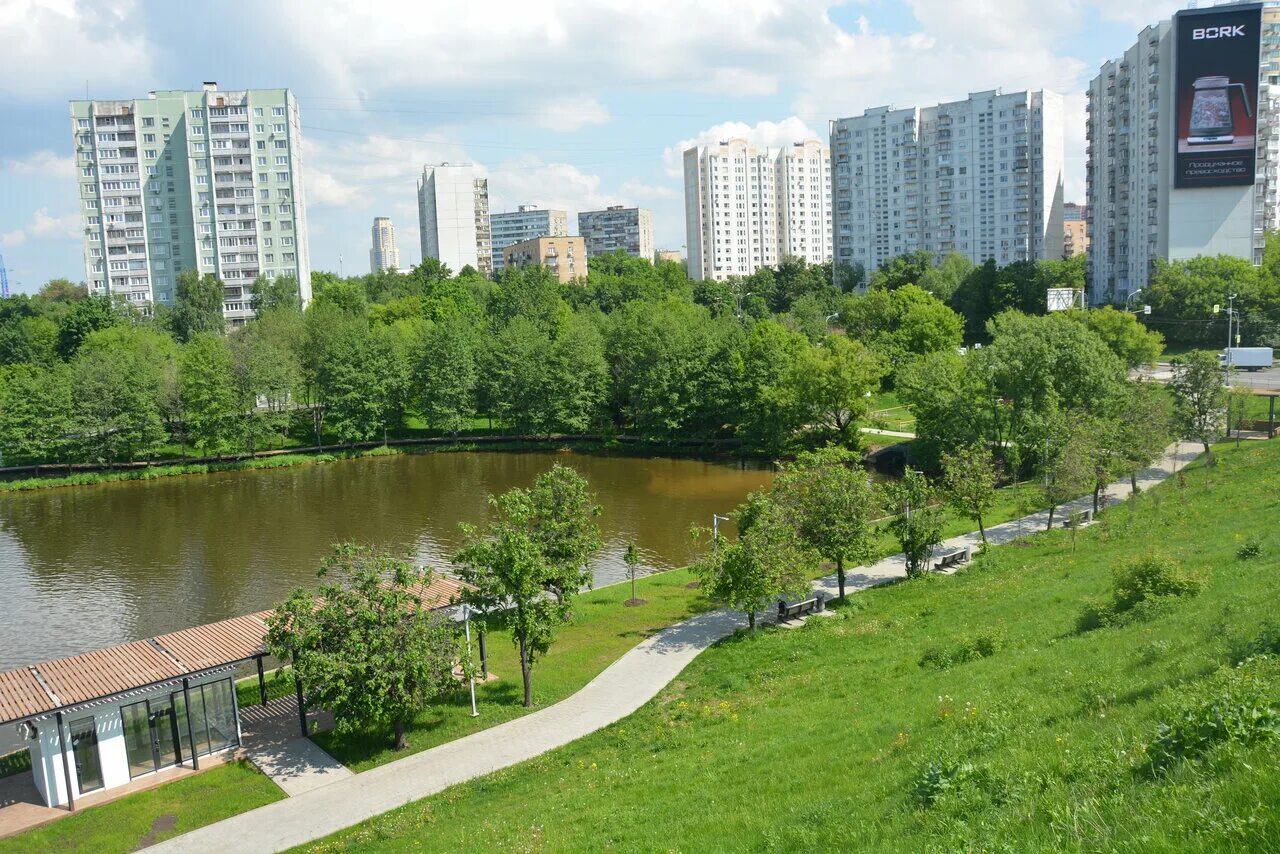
[0,574,466,726]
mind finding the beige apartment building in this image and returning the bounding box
[502,235,587,283]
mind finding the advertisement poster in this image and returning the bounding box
[1174,4,1262,188]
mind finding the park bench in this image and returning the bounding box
[931,545,973,572]
[1061,508,1094,528]
[777,594,825,623]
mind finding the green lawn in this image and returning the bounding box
[0,760,283,854]
[297,439,1280,853]
[312,568,716,771]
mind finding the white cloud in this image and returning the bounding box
[487,157,621,216]
[619,179,678,200]
[5,150,75,178]
[306,170,360,207]
[536,97,610,132]
[663,117,820,177]
[0,0,154,100]
[0,208,80,248]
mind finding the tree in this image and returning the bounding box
[883,470,944,577]
[1111,381,1174,493]
[735,320,808,453]
[38,278,86,302]
[70,326,174,466]
[917,252,973,304]
[841,285,963,376]
[250,274,301,313]
[453,465,601,707]
[772,446,878,599]
[694,492,817,630]
[1170,350,1228,458]
[316,322,399,445]
[1065,307,1164,369]
[0,363,72,466]
[416,315,478,435]
[1040,416,1097,530]
[229,315,303,452]
[940,443,1000,545]
[868,250,934,291]
[179,333,238,457]
[623,542,644,606]
[0,315,58,366]
[265,544,463,750]
[171,269,226,341]
[56,295,120,359]
[791,336,885,445]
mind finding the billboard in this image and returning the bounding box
[1174,4,1262,188]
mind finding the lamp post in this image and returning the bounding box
[462,604,479,718]
[712,513,730,543]
[1225,293,1237,387]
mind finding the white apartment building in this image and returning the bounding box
[369,216,400,274]
[830,89,1065,276]
[577,206,655,260]
[1086,4,1280,305]
[683,138,832,281]
[489,205,568,274]
[69,83,312,324]
[417,163,491,275]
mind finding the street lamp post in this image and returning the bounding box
[462,604,479,717]
[712,513,730,542]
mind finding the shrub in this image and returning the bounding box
[919,627,1007,670]
[1236,537,1263,560]
[910,758,1004,810]
[1228,622,1280,665]
[1111,554,1202,613]
[1145,657,1280,773]
[1137,639,1171,665]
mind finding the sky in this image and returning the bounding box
[0,0,1190,293]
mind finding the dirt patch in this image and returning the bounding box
[135,813,178,850]
[624,598,648,607]
[685,581,702,589]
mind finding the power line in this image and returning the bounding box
[301,124,665,155]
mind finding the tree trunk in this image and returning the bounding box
[1093,484,1101,514]
[1046,505,1055,531]
[1130,471,1138,494]
[836,556,846,600]
[518,633,533,708]
[977,514,987,545]
[392,718,406,750]
[747,611,756,631]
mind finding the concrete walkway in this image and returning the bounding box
[149,441,1198,854]
[239,697,351,797]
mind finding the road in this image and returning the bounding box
[1135,362,1280,392]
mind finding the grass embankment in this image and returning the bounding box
[301,439,1280,853]
[0,760,282,854]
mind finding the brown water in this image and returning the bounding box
[0,451,773,670]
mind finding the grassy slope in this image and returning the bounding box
[0,760,283,854]
[301,440,1280,853]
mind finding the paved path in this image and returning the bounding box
[859,426,918,439]
[239,698,352,797]
[150,441,1198,853]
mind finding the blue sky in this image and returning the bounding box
[0,0,1186,292]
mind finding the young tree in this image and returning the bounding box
[790,336,885,446]
[939,443,1000,545]
[1040,419,1097,530]
[883,470,945,577]
[171,269,227,341]
[316,322,399,445]
[250,274,301,313]
[694,493,817,630]
[0,363,73,466]
[56,295,120,359]
[416,315,478,435]
[265,544,463,750]
[454,465,601,707]
[1169,350,1228,458]
[623,542,644,606]
[179,333,238,457]
[70,327,173,466]
[771,445,878,599]
[1111,381,1174,493]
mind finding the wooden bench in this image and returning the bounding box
[1061,508,1094,528]
[931,545,973,572]
[777,594,825,622]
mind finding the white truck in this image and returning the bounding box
[1220,347,1274,371]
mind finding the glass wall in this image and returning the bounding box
[171,677,238,759]
[120,701,155,778]
[68,716,103,793]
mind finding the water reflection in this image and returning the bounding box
[0,451,773,669]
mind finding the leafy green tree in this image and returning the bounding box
[38,278,86,302]
[869,250,934,291]
[70,326,174,466]
[454,466,601,707]
[57,295,121,359]
[1040,414,1098,530]
[791,336,884,446]
[310,276,369,316]
[883,470,944,577]
[0,315,58,366]
[1170,350,1228,458]
[266,544,464,750]
[171,269,226,341]
[624,542,643,605]
[1146,255,1262,346]
[735,320,808,453]
[416,315,478,435]
[179,333,239,457]
[772,446,878,599]
[940,443,1000,545]
[229,316,303,452]
[0,363,73,465]
[841,285,962,375]
[316,322,399,445]
[917,251,973,304]
[694,492,817,630]
[250,274,301,313]
[1111,381,1173,492]
[1065,307,1164,368]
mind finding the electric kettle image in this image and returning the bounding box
[1188,75,1252,145]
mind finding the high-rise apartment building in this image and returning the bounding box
[1063,203,1089,257]
[577,206,655,260]
[69,82,311,324]
[417,163,491,275]
[830,89,1065,275]
[489,205,568,274]
[683,138,832,281]
[502,236,587,283]
[369,216,400,273]
[1085,3,1280,304]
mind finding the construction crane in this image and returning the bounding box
[0,254,9,298]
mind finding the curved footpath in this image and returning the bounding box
[151,441,1201,853]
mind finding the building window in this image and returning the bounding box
[69,716,104,794]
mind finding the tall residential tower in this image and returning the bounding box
[489,205,568,274]
[578,205,655,260]
[417,163,491,275]
[830,89,1065,275]
[69,82,311,324]
[369,216,400,273]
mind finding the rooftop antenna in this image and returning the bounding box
[0,255,9,298]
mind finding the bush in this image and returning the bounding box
[1228,622,1280,665]
[1237,537,1263,560]
[919,626,1007,670]
[1145,656,1280,773]
[1112,555,1202,612]
[910,758,1004,810]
